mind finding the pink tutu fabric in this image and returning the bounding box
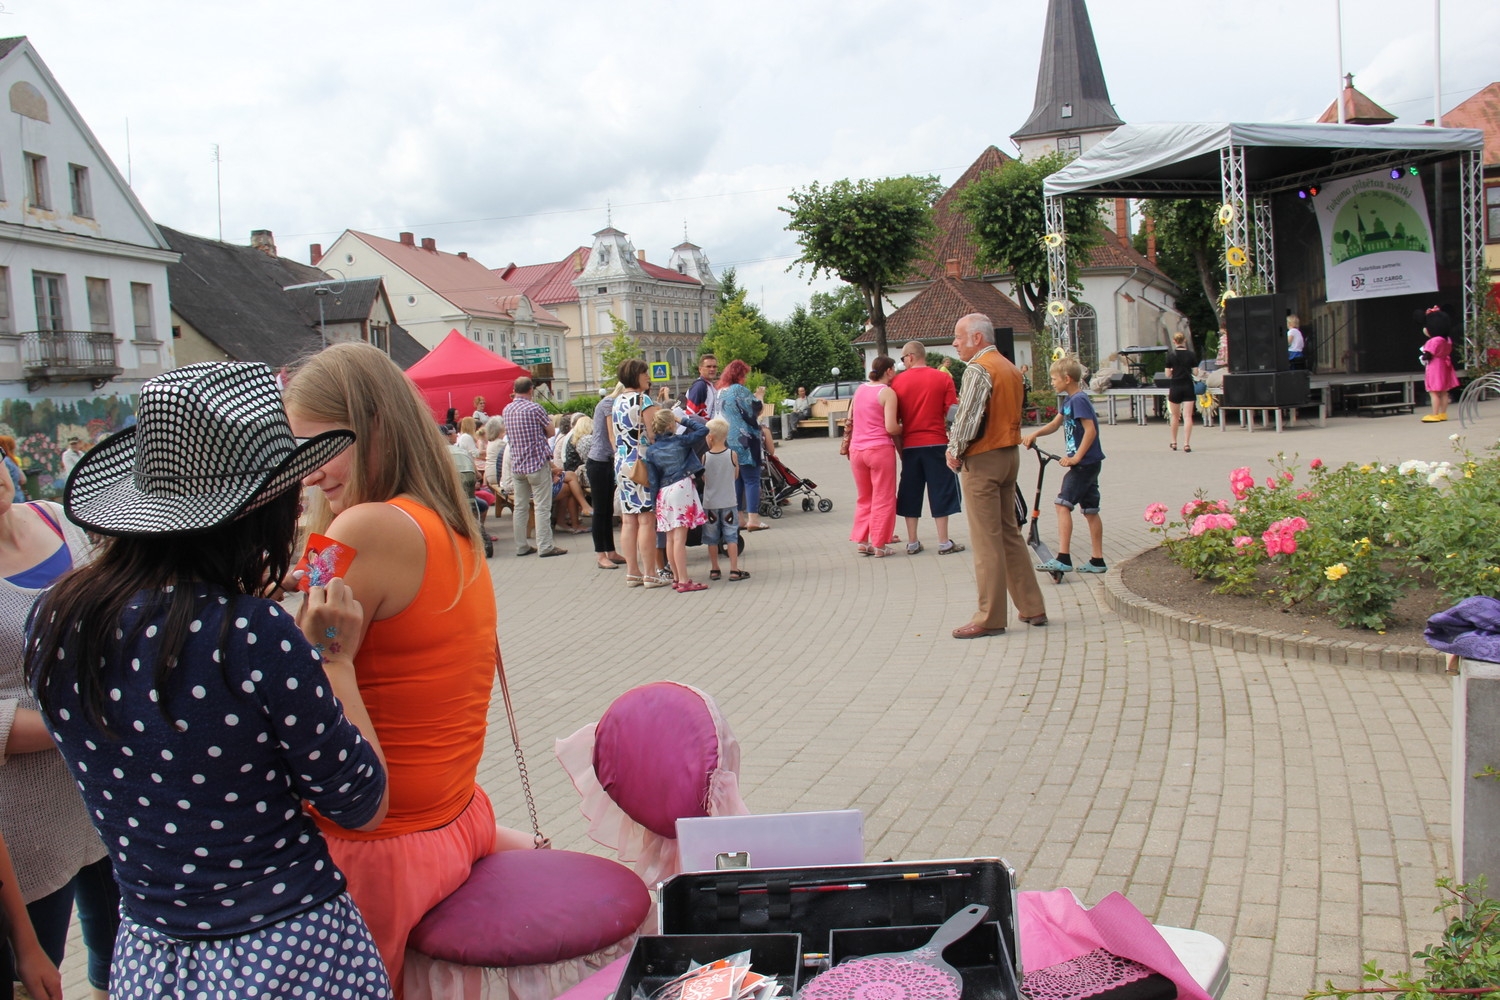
[555,682,749,892]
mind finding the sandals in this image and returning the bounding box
[906,540,924,555]
[1169,443,1177,451]
[857,544,873,556]
[625,574,643,588]
[674,581,709,592]
[1183,446,1192,453]
[938,541,966,555]
[870,546,894,558]
[709,569,722,580]
[728,570,750,581]
[642,575,670,589]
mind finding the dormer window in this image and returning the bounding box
[1060,103,1074,119]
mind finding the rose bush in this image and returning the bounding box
[1144,441,1500,629]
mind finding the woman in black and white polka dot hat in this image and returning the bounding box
[25,362,395,998]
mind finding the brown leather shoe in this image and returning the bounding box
[1019,614,1048,627]
[952,622,1006,639]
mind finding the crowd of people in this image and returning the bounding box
[0,312,1115,997]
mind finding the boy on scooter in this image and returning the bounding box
[1021,357,1107,574]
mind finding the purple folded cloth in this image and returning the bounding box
[1426,596,1500,663]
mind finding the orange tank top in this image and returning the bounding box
[318,498,496,840]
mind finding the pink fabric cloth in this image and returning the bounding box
[849,444,897,548]
[554,682,749,891]
[1019,889,1213,1000]
[1423,335,1459,393]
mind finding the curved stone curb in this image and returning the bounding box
[1100,551,1448,674]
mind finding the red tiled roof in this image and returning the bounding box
[640,258,702,285]
[857,276,1037,345]
[904,145,1171,286]
[352,231,565,327]
[1317,85,1397,125]
[1442,82,1500,168]
[497,249,589,306]
[907,146,1014,283]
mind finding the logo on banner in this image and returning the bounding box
[1314,170,1438,303]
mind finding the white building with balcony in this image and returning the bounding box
[0,37,176,493]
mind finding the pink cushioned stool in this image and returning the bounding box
[555,681,749,892]
[405,850,649,1000]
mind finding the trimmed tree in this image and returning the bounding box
[782,175,943,357]
[954,151,1103,333]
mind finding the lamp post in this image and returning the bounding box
[831,367,842,400]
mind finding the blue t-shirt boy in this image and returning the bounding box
[1062,391,1105,466]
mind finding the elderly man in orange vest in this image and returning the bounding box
[945,313,1049,638]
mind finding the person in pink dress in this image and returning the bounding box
[844,356,903,557]
[1419,307,1459,423]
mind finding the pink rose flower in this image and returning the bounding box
[1143,502,1168,526]
[1229,467,1255,499]
[1309,458,1323,470]
[1283,471,1295,482]
[1296,491,1313,501]
[1233,536,1253,549]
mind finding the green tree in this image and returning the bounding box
[955,151,1103,333]
[810,287,865,378]
[1138,199,1222,338]
[700,288,768,369]
[782,175,943,357]
[598,313,641,386]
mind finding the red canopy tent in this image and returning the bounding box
[405,330,530,421]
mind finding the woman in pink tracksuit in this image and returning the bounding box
[845,356,903,557]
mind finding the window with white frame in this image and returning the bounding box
[69,164,92,218]
[24,153,48,211]
[635,307,644,330]
[1486,182,1500,244]
[1057,136,1082,159]
[86,278,112,333]
[33,272,65,332]
[0,268,10,335]
[130,282,156,341]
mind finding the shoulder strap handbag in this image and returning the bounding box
[495,638,550,849]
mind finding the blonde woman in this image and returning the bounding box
[1164,331,1198,452]
[284,344,531,990]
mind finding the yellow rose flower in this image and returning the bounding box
[1324,563,1349,581]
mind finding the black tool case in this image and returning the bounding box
[654,858,1021,998]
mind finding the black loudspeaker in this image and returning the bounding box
[994,327,1015,364]
[1226,293,1292,372]
[1222,370,1310,407]
[1108,372,1138,388]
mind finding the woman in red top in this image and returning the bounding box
[286,344,532,995]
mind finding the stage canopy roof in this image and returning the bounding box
[1043,122,1485,199]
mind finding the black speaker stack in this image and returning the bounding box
[1223,293,1308,407]
[995,327,1015,364]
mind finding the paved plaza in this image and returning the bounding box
[60,395,1500,999]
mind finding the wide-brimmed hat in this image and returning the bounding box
[66,362,354,536]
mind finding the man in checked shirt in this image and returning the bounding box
[945,313,1049,638]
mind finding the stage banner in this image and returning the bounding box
[1314,168,1439,302]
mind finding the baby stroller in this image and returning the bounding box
[758,452,833,519]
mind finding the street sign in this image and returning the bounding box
[650,362,671,382]
[512,347,551,364]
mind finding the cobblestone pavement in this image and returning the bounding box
[61,397,1496,999]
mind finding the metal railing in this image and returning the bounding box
[15,330,122,387]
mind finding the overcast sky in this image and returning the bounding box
[10,0,1496,321]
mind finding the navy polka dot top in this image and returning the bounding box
[34,586,386,938]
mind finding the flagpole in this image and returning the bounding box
[1432,0,1442,125]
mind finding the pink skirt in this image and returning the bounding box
[656,477,708,532]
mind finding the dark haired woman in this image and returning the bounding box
[27,362,392,998]
[1420,308,1458,423]
[846,356,903,556]
[609,359,661,587]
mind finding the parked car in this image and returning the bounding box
[805,381,864,425]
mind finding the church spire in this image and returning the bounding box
[1011,0,1123,147]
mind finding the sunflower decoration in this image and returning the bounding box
[1040,232,1064,249]
[1218,288,1238,310]
[1051,346,1067,362]
[1047,300,1069,318]
[1217,203,1236,227]
[1226,246,1249,268]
